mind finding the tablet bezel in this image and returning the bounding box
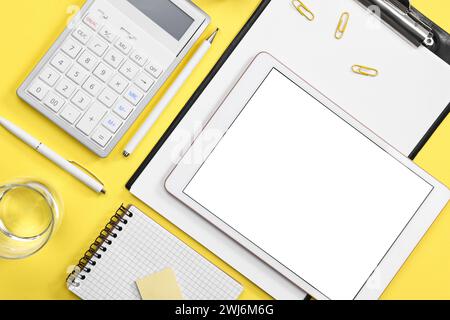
[165,52,450,300]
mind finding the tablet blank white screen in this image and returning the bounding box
[183,69,433,299]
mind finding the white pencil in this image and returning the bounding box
[0,116,105,194]
[123,28,219,157]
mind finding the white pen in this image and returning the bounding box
[123,28,219,157]
[0,116,106,194]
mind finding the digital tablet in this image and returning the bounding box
[165,52,449,300]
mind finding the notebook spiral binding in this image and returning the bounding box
[66,205,134,288]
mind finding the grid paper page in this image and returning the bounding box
[69,206,243,300]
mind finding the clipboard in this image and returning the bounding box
[124,0,450,299]
[128,0,450,190]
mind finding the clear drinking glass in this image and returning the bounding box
[0,181,61,259]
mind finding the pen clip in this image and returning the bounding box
[69,160,105,187]
[384,0,409,15]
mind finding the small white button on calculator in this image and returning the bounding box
[18,0,210,157]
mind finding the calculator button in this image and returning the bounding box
[71,90,91,110]
[55,78,76,98]
[61,38,83,59]
[145,62,163,79]
[113,99,133,119]
[66,64,89,85]
[134,72,154,92]
[60,105,81,124]
[119,60,139,80]
[115,39,132,55]
[77,50,98,71]
[109,74,128,94]
[93,63,113,82]
[99,25,117,43]
[88,37,108,57]
[98,88,118,107]
[104,49,124,69]
[91,126,112,147]
[72,25,93,45]
[43,92,65,112]
[82,76,102,96]
[83,14,102,31]
[130,50,148,67]
[102,113,122,133]
[51,52,72,73]
[27,81,49,101]
[76,103,108,135]
[124,86,143,105]
[39,67,60,87]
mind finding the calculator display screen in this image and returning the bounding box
[128,0,194,41]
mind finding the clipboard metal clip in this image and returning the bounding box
[357,0,435,47]
[335,12,350,40]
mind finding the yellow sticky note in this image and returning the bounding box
[136,268,184,300]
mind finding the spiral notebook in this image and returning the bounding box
[67,205,243,300]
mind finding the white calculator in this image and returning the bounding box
[18,0,210,157]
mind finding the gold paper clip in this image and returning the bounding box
[335,12,350,39]
[292,0,315,21]
[352,65,379,77]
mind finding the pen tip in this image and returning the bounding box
[101,189,106,195]
[207,28,219,44]
[123,151,130,157]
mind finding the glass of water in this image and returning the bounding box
[0,181,61,259]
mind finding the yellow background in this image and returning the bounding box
[0,0,449,300]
